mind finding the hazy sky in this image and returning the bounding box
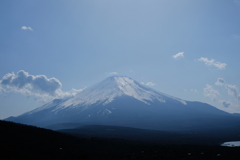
[1,0,240,119]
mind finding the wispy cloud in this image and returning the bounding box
[203,84,220,100]
[190,89,197,92]
[198,57,227,70]
[205,78,240,111]
[146,82,156,87]
[173,52,184,59]
[232,34,240,39]
[225,84,240,101]
[141,82,156,87]
[107,72,118,75]
[0,84,5,94]
[182,88,187,92]
[212,78,240,105]
[215,78,225,86]
[182,88,197,93]
[0,70,83,102]
[21,26,33,31]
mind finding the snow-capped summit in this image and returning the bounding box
[60,76,186,109]
[7,76,233,131]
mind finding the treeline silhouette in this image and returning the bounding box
[1,120,240,160]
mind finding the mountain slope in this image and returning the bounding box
[6,76,239,131]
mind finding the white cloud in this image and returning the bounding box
[173,52,184,59]
[0,70,83,102]
[214,78,240,104]
[215,78,225,86]
[141,82,156,87]
[225,84,240,101]
[0,84,5,94]
[21,26,33,31]
[203,84,220,100]
[198,57,227,70]
[107,72,118,75]
[232,34,240,39]
[206,78,240,112]
[190,89,197,92]
[146,82,156,87]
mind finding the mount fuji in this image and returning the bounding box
[6,76,240,131]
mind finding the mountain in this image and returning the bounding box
[6,76,240,131]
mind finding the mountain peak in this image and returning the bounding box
[56,76,186,110]
[106,75,133,83]
[107,76,137,88]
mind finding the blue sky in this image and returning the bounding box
[1,0,240,119]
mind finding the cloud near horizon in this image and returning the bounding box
[173,52,184,59]
[21,26,33,31]
[206,78,240,109]
[146,82,156,87]
[225,84,240,102]
[198,57,227,70]
[0,70,83,102]
[203,84,219,100]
